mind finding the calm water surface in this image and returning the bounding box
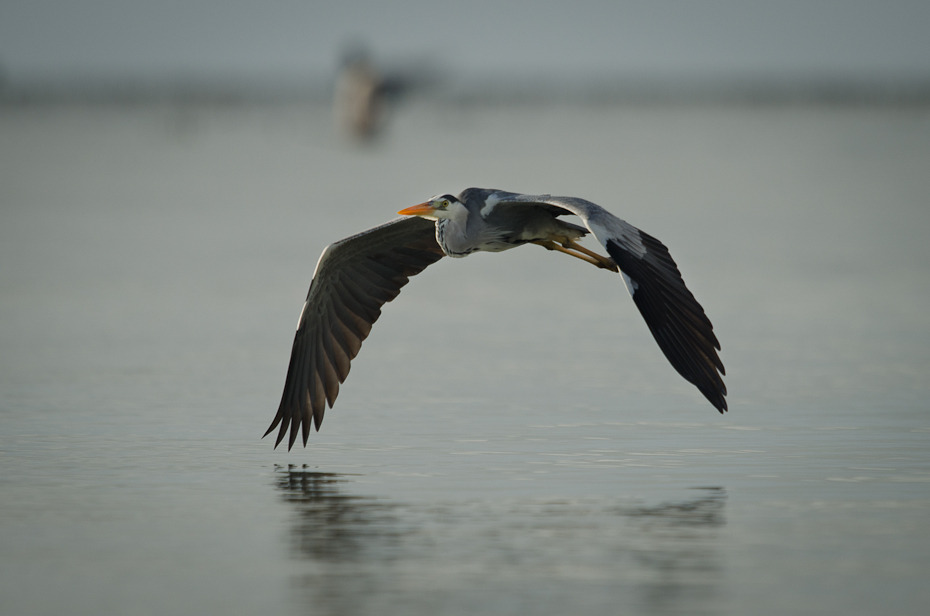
[1,101,929,615]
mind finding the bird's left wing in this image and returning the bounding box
[266,216,444,449]
[491,191,727,413]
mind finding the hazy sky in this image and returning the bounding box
[2,0,929,84]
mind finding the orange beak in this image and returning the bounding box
[397,202,435,216]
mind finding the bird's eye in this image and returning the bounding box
[440,199,450,208]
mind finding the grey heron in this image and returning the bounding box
[266,188,726,449]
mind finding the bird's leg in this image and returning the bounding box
[561,239,619,271]
[532,239,618,271]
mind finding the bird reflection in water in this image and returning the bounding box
[274,467,726,615]
[274,467,409,563]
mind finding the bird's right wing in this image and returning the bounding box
[492,191,727,413]
[266,216,444,449]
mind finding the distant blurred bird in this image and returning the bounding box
[332,48,382,139]
[266,188,726,449]
[332,45,439,141]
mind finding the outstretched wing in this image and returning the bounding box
[492,191,727,412]
[266,216,444,449]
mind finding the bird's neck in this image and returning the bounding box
[435,204,474,257]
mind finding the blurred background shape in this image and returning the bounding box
[333,46,384,140]
[332,44,439,140]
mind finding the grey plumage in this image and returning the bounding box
[265,188,726,450]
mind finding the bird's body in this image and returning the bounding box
[266,188,726,449]
[428,188,589,256]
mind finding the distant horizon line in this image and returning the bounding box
[4,70,930,106]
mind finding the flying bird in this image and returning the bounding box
[266,188,726,449]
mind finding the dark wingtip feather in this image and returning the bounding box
[606,236,727,414]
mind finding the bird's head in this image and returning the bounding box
[397,194,464,221]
